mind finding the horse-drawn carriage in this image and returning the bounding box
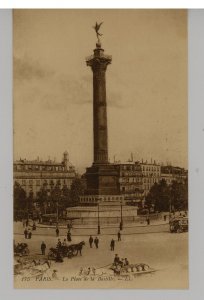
[48,241,85,261]
[14,243,30,256]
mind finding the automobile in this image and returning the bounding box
[169,217,188,233]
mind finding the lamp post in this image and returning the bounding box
[56,201,59,224]
[169,185,172,221]
[120,200,123,230]
[97,202,101,234]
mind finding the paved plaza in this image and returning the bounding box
[14,221,188,289]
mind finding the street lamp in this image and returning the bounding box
[56,201,59,224]
[169,186,172,221]
[97,202,101,234]
[120,199,123,230]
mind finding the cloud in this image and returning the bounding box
[14,56,54,81]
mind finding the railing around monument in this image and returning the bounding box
[85,54,112,62]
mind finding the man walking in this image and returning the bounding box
[110,238,115,251]
[24,228,28,239]
[114,254,120,265]
[67,231,72,242]
[41,241,46,255]
[89,235,93,248]
[94,237,99,249]
[28,229,32,239]
[57,238,62,249]
[117,231,121,241]
[56,226,59,237]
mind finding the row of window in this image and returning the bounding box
[120,177,142,183]
[121,165,140,171]
[143,178,158,183]
[21,179,69,186]
[81,196,123,202]
[142,166,160,172]
[121,171,141,177]
[142,172,160,177]
[144,184,153,191]
[121,186,142,192]
[14,164,70,172]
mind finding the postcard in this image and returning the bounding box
[13,9,188,289]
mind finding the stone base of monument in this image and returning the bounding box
[66,201,138,226]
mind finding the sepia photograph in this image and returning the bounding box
[13,9,188,289]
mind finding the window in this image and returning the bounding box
[22,180,26,185]
[29,179,33,185]
[36,180,40,186]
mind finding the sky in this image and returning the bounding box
[13,9,187,173]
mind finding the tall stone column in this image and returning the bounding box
[86,42,112,164]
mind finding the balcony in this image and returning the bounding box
[86,53,112,63]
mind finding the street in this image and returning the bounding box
[14,222,188,289]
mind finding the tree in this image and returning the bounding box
[36,186,49,214]
[170,179,188,211]
[145,182,159,209]
[145,178,188,213]
[14,181,27,217]
[145,179,170,212]
[61,184,71,208]
[154,179,170,212]
[70,177,85,206]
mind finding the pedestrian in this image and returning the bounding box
[26,219,29,227]
[146,217,150,225]
[67,231,72,242]
[28,230,32,239]
[22,220,26,227]
[24,228,28,239]
[56,226,59,237]
[110,238,115,251]
[89,235,93,248]
[120,258,125,267]
[32,221,36,230]
[94,237,99,249]
[124,258,129,266]
[57,238,62,249]
[41,241,46,255]
[114,254,120,264]
[62,238,67,246]
[117,231,121,241]
[164,215,166,222]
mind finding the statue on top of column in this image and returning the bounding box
[93,22,103,44]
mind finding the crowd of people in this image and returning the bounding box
[20,219,126,265]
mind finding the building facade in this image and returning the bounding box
[114,162,144,205]
[140,161,161,197]
[80,161,188,206]
[13,151,76,198]
[161,165,188,185]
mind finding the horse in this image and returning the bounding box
[68,241,85,256]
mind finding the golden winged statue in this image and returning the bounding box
[93,21,103,43]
